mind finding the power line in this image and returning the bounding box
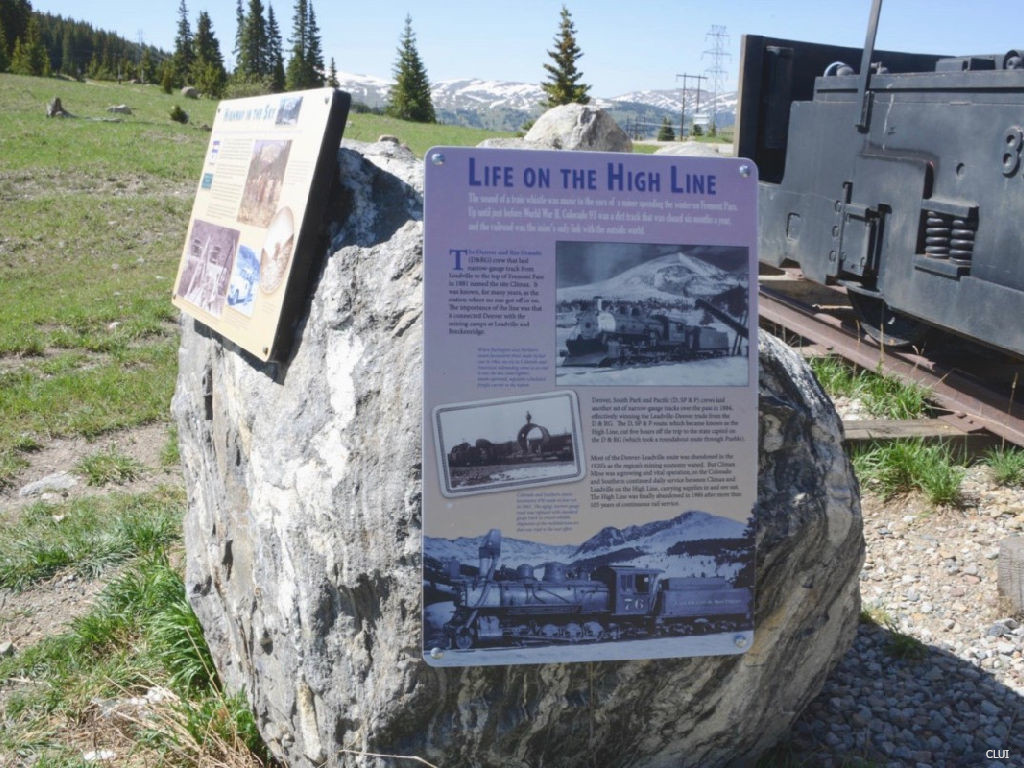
[702,25,730,135]
[675,72,706,138]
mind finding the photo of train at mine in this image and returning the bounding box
[424,527,753,652]
[562,295,746,367]
[447,413,574,468]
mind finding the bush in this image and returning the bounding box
[169,105,189,124]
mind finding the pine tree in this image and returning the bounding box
[0,19,9,72]
[0,0,30,62]
[192,11,226,97]
[657,116,675,141]
[59,26,74,76]
[237,0,268,81]
[305,3,323,83]
[327,56,338,88]
[266,3,285,92]
[541,5,590,107]
[10,15,46,76]
[284,0,323,90]
[387,14,434,123]
[233,0,244,64]
[172,0,194,85]
[139,47,154,83]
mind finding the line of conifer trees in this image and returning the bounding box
[0,0,338,99]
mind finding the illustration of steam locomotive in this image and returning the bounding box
[429,530,752,650]
[562,296,734,366]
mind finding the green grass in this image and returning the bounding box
[0,487,182,590]
[74,447,144,486]
[852,439,965,506]
[809,356,931,420]
[982,444,1024,486]
[0,554,269,765]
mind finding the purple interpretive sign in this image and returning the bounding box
[421,147,759,667]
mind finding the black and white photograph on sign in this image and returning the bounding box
[434,392,585,497]
[555,241,750,387]
[226,244,259,316]
[422,511,754,659]
[259,206,295,294]
[176,220,240,317]
[237,139,292,227]
[275,95,303,125]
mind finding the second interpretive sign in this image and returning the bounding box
[172,87,349,362]
[422,147,759,667]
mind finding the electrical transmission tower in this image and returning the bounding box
[702,25,730,136]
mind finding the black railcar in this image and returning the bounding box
[737,0,1024,353]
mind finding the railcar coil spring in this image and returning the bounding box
[924,210,976,262]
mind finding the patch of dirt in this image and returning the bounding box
[0,421,182,517]
[0,421,183,659]
[0,570,112,651]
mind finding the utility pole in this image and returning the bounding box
[675,72,706,139]
[702,25,730,136]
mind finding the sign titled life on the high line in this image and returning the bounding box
[421,147,760,667]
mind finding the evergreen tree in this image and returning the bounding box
[237,0,267,80]
[191,10,226,97]
[284,0,322,90]
[0,19,9,72]
[327,56,338,88]
[233,0,244,64]
[657,116,675,141]
[172,0,194,85]
[139,47,154,83]
[541,5,590,107]
[0,0,30,61]
[266,3,285,91]
[305,3,322,82]
[10,15,47,76]
[59,25,74,75]
[387,14,434,123]
[283,0,306,90]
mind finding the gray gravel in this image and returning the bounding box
[776,460,1024,767]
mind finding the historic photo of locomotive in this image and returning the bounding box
[423,521,753,655]
[556,242,749,385]
[433,392,585,496]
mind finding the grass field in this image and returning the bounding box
[0,71,525,766]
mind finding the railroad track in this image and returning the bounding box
[758,267,1024,448]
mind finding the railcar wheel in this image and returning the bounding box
[454,629,475,650]
[847,291,929,349]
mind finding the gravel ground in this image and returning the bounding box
[779,403,1024,766]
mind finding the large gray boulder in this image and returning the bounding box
[523,103,632,152]
[172,141,864,767]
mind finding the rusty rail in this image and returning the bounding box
[758,283,1024,447]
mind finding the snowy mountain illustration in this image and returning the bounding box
[557,251,743,305]
[424,510,751,583]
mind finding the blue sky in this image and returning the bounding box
[32,0,1019,96]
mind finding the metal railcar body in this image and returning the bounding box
[737,0,1024,352]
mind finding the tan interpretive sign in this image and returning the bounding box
[172,87,350,362]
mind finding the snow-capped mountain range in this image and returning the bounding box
[336,70,738,135]
[557,251,744,306]
[424,510,750,580]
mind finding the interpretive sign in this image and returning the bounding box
[172,87,350,362]
[422,147,759,667]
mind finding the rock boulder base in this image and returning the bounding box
[172,140,864,767]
